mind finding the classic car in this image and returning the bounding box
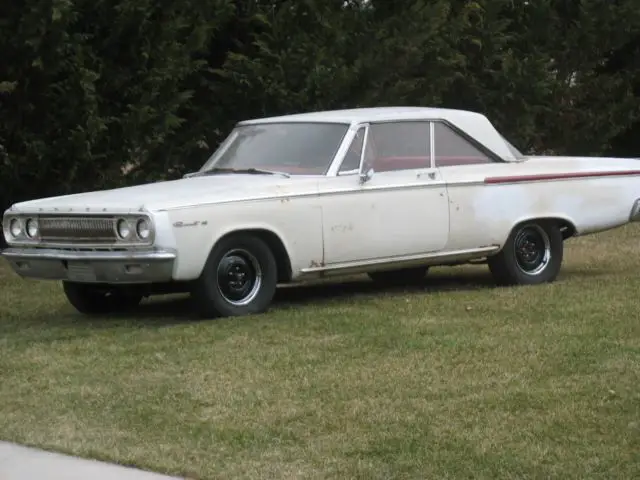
[3,106,640,318]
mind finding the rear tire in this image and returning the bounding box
[62,282,143,315]
[488,220,563,286]
[368,266,429,286]
[192,234,278,318]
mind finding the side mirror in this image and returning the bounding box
[359,166,374,184]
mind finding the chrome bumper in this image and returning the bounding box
[630,199,640,222]
[1,247,176,284]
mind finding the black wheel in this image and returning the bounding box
[488,220,563,286]
[62,282,143,315]
[192,234,278,318]
[368,266,429,286]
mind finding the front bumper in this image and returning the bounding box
[1,247,176,284]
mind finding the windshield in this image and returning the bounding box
[200,122,350,175]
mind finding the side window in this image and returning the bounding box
[434,122,493,167]
[367,122,431,172]
[338,126,365,174]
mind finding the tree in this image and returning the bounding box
[442,0,640,155]
[0,0,229,209]
[604,34,640,157]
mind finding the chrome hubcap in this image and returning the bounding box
[514,225,551,275]
[216,249,262,306]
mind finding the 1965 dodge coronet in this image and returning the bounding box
[3,107,640,318]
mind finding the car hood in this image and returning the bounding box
[8,174,320,214]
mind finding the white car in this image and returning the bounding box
[3,107,640,318]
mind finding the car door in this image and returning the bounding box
[431,120,513,251]
[319,121,450,265]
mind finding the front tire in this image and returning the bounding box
[192,234,278,318]
[488,220,563,286]
[62,282,143,315]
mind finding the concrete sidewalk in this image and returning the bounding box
[0,441,184,479]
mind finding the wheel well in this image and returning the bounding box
[217,229,292,283]
[515,217,577,240]
[557,219,577,240]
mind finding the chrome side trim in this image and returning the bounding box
[442,180,486,187]
[300,246,500,274]
[319,181,447,195]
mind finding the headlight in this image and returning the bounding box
[9,218,22,238]
[116,218,132,239]
[136,218,151,240]
[25,218,38,238]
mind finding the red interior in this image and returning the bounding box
[373,156,430,172]
[434,156,490,167]
[255,155,489,175]
[373,155,489,171]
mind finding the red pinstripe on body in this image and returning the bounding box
[484,170,640,184]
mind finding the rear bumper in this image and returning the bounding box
[1,247,176,284]
[630,199,640,222]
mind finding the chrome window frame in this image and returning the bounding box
[207,116,512,178]
[330,119,435,175]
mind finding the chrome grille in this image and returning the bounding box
[39,216,116,243]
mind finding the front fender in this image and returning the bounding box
[165,200,324,281]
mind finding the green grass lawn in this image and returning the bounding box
[1,225,639,479]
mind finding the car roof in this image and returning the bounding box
[238,106,485,125]
[238,107,518,162]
